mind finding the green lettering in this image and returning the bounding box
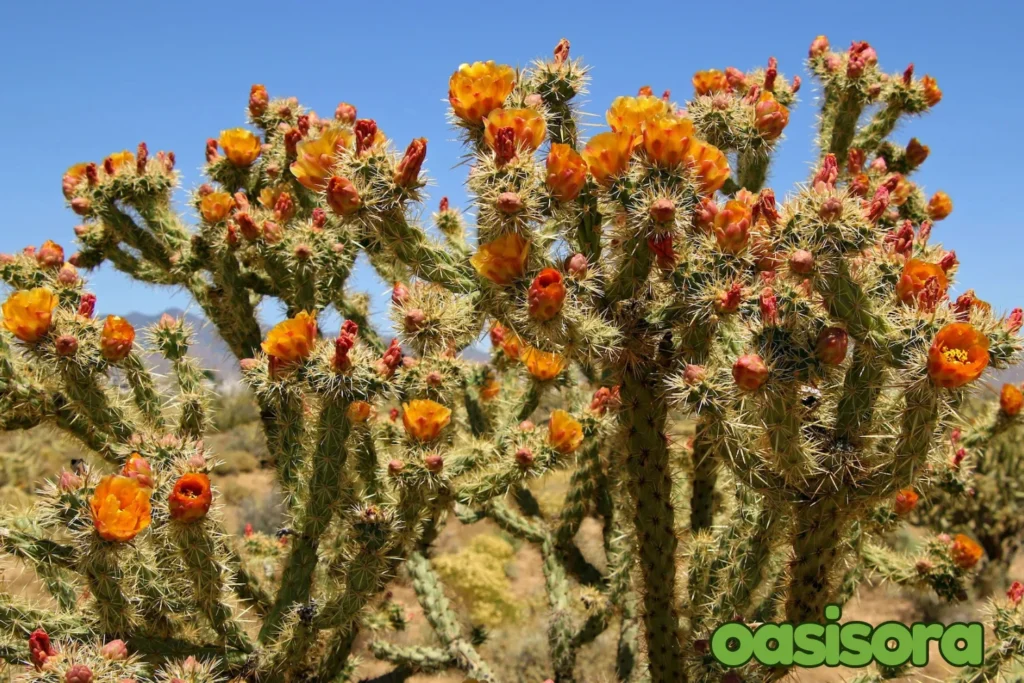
[837,621,873,668]
[753,624,794,667]
[940,624,984,667]
[911,623,944,667]
[871,622,914,668]
[793,623,825,667]
[711,622,755,667]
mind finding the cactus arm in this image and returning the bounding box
[369,641,456,676]
[121,352,166,429]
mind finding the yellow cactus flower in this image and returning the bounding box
[642,116,694,167]
[606,96,669,138]
[402,399,452,442]
[522,347,565,381]
[347,400,373,423]
[2,287,58,342]
[90,475,152,542]
[483,108,546,153]
[218,128,262,167]
[582,131,635,186]
[686,140,730,194]
[290,127,353,190]
[548,409,584,454]
[200,192,236,223]
[545,143,588,202]
[103,150,135,174]
[692,69,730,96]
[261,311,318,363]
[471,233,530,285]
[448,61,516,124]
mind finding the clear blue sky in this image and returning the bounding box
[1,0,1021,333]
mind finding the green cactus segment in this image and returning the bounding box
[761,388,814,487]
[821,84,867,162]
[621,369,685,683]
[887,381,940,492]
[818,261,890,346]
[834,345,885,445]
[263,388,306,496]
[82,543,134,635]
[689,424,717,532]
[370,641,456,675]
[122,353,165,429]
[785,498,844,623]
[260,396,352,641]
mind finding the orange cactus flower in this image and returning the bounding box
[927,323,990,389]
[402,399,452,442]
[896,259,949,304]
[642,116,694,167]
[754,92,789,140]
[36,240,65,268]
[2,287,58,342]
[448,61,516,124]
[894,489,919,515]
[480,378,500,401]
[168,473,213,523]
[471,233,530,285]
[545,143,588,202]
[713,200,753,253]
[921,75,942,107]
[528,268,566,321]
[90,475,152,542]
[950,534,983,569]
[347,400,373,423]
[582,131,635,186]
[261,311,318,364]
[686,140,730,194]
[1000,383,1024,417]
[100,315,135,362]
[522,347,565,381]
[484,108,546,153]
[104,150,135,175]
[218,128,262,167]
[606,96,669,138]
[290,127,352,190]
[200,192,235,223]
[501,333,522,360]
[121,453,154,490]
[692,69,730,96]
[63,162,90,198]
[548,409,584,454]
[927,191,953,221]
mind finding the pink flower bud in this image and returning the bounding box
[524,93,544,109]
[683,364,706,385]
[403,309,427,332]
[100,639,128,661]
[58,469,82,491]
[239,358,259,372]
[426,371,443,386]
[519,420,535,432]
[515,447,534,467]
[649,198,676,223]
[809,35,830,57]
[335,102,357,123]
[71,197,91,215]
[497,191,524,214]
[424,454,444,473]
[392,282,410,305]
[294,244,313,260]
[1006,308,1023,333]
[54,335,79,356]
[566,253,588,277]
[789,250,815,275]
[732,354,769,391]
[65,664,93,683]
[388,459,404,475]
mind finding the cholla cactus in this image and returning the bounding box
[2,34,1024,683]
[914,381,1024,595]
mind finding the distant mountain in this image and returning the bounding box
[116,309,241,384]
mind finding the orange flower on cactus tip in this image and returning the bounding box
[896,259,948,305]
[104,150,135,175]
[471,233,530,285]
[484,109,546,153]
[927,323,989,389]
[168,473,213,523]
[122,453,154,489]
[686,140,730,194]
[692,69,730,96]
[36,240,65,268]
[921,75,942,107]
[528,268,566,321]
[501,333,522,360]
[522,347,565,381]
[261,311,318,364]
[894,489,919,515]
[395,138,427,187]
[950,534,983,569]
[402,399,452,442]
[347,400,373,423]
[100,315,136,362]
[1000,383,1024,417]
[63,162,90,198]
[480,378,500,401]
[2,287,57,342]
[91,475,152,542]
[754,92,789,140]
[290,127,351,190]
[605,95,670,137]
[927,191,953,221]
[218,128,262,167]
[713,200,752,253]
[549,409,584,454]
[582,131,634,186]
[642,116,694,167]
[200,192,235,223]
[448,61,516,124]
[326,176,362,216]
[545,143,588,202]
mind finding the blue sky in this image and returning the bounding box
[1,0,1020,334]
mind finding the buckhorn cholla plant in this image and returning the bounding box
[3,35,1024,683]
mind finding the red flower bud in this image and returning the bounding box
[816,327,848,365]
[725,67,747,91]
[439,197,450,212]
[392,282,410,306]
[789,249,815,275]
[55,334,79,356]
[847,148,866,174]
[355,119,378,156]
[136,142,148,174]
[763,56,778,91]
[77,292,97,318]
[424,454,444,473]
[939,251,958,272]
[335,102,357,123]
[1007,308,1023,333]
[515,447,534,468]
[864,186,890,223]
[249,84,269,117]
[553,38,570,65]
[404,309,427,332]
[395,138,427,187]
[205,138,219,163]
[649,198,676,223]
[377,338,402,378]
[1008,581,1024,606]
[528,268,567,321]
[29,628,57,670]
[752,188,779,227]
[497,191,524,214]
[714,282,743,314]
[326,176,361,215]
[813,154,839,190]
[312,207,327,229]
[647,234,676,269]
[759,288,778,326]
[732,354,769,391]
[809,35,830,57]
[492,126,518,166]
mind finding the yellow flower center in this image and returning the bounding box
[943,347,969,365]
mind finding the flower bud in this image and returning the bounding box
[894,489,919,515]
[65,664,93,683]
[809,35,829,57]
[71,197,92,215]
[732,354,768,391]
[649,198,676,224]
[311,208,327,229]
[424,454,444,473]
[36,240,65,268]
[392,282,410,306]
[816,327,848,365]
[683,364,706,385]
[335,102,357,123]
[54,334,79,357]
[520,420,536,432]
[59,469,82,491]
[905,138,929,168]
[388,459,404,475]
[100,639,128,661]
[426,371,443,386]
[403,308,427,332]
[1007,308,1023,334]
[497,191,524,214]
[789,250,815,275]
[528,268,566,321]
[293,244,312,260]
[927,191,952,221]
[326,176,361,215]
[1009,582,1024,606]
[759,288,778,326]
[395,138,427,187]
[714,282,743,314]
[355,119,378,155]
[566,253,588,277]
[1000,383,1023,417]
[249,84,269,117]
[515,447,534,468]
[950,534,983,569]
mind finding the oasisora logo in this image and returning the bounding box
[710,605,983,669]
